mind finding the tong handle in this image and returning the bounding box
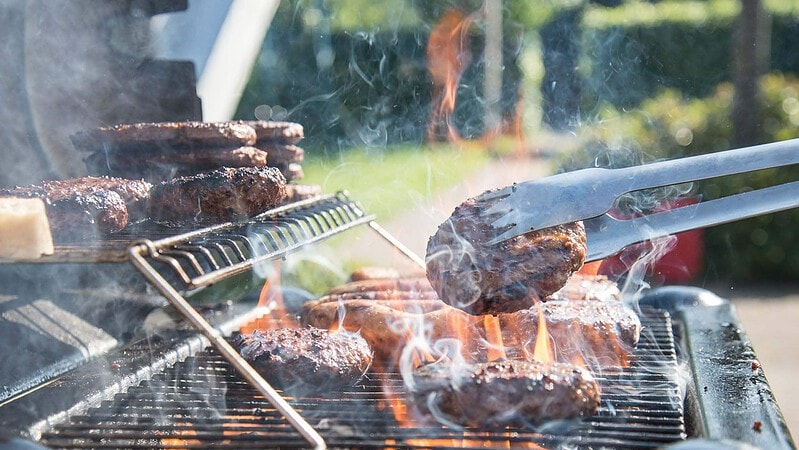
[485,138,799,242]
[619,138,799,193]
[585,180,799,262]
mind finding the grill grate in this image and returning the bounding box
[40,308,686,449]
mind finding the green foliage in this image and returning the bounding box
[584,0,739,28]
[281,255,349,297]
[570,74,799,282]
[326,0,422,30]
[580,0,799,111]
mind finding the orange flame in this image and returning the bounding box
[532,301,554,363]
[240,261,296,333]
[426,8,473,143]
[483,315,507,361]
[161,423,200,449]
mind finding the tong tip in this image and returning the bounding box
[486,227,521,246]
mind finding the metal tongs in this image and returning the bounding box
[480,139,799,261]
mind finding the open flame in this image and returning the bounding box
[425,5,528,153]
[239,276,293,334]
[426,8,473,143]
[531,301,553,363]
[483,315,507,361]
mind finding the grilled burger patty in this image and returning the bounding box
[232,327,373,394]
[237,120,304,145]
[302,294,639,369]
[0,176,152,240]
[426,192,587,315]
[146,166,287,225]
[71,121,258,151]
[410,360,600,427]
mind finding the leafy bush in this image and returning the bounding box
[566,73,799,283]
[581,0,799,111]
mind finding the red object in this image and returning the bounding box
[597,196,704,285]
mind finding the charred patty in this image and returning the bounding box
[426,191,587,315]
[233,327,373,396]
[410,360,600,428]
[146,166,287,226]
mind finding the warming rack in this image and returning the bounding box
[125,191,417,450]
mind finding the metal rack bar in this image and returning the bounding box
[124,192,382,450]
[128,242,327,450]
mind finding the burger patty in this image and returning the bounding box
[232,327,373,395]
[236,120,304,144]
[426,191,587,315]
[410,360,600,427]
[302,281,640,369]
[283,184,322,204]
[0,176,152,241]
[272,162,304,182]
[499,299,641,367]
[324,276,435,296]
[146,166,287,226]
[71,121,258,152]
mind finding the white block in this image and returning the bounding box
[0,197,55,259]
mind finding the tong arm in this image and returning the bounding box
[584,180,799,262]
[484,138,799,243]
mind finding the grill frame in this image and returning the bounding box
[3,287,794,449]
[640,286,796,448]
[0,192,795,448]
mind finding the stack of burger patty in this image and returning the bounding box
[72,120,312,186]
[71,120,324,219]
[0,121,321,244]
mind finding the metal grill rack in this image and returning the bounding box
[129,192,375,292]
[126,192,386,449]
[39,309,687,449]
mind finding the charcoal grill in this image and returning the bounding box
[0,193,795,449]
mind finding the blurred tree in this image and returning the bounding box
[732,0,771,147]
[540,5,584,130]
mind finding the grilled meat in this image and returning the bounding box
[146,166,287,226]
[426,192,587,315]
[253,143,304,165]
[236,120,304,144]
[232,327,373,396]
[325,276,435,296]
[410,360,600,427]
[302,300,464,370]
[71,121,258,152]
[272,162,304,182]
[44,190,128,240]
[85,146,269,174]
[499,300,640,367]
[282,184,322,204]
[74,121,306,183]
[348,266,403,281]
[0,176,151,241]
[302,290,639,369]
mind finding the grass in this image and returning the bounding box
[300,143,491,221]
